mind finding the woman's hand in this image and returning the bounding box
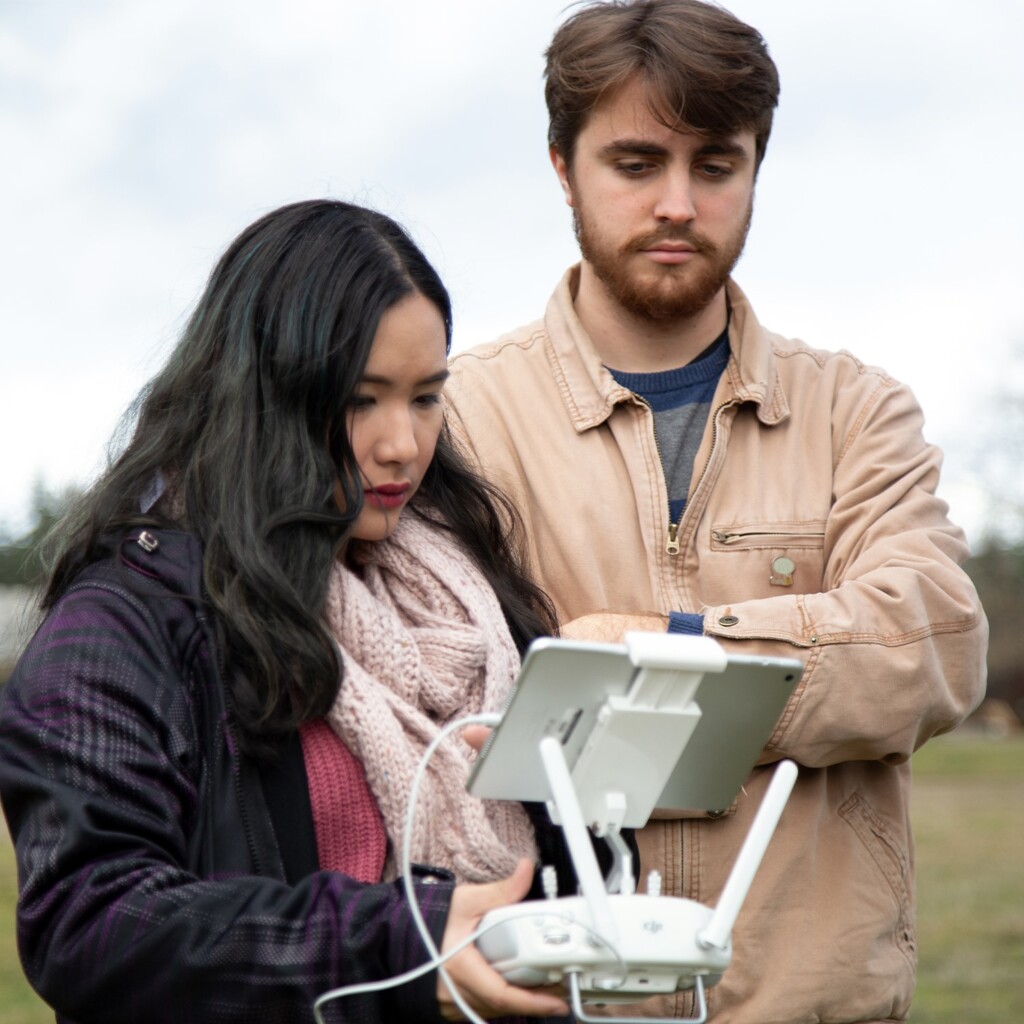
[461,725,492,753]
[436,859,569,1020]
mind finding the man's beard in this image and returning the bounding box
[573,200,752,323]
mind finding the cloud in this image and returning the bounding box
[1,0,1021,545]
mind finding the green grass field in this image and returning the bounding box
[907,734,1024,1022]
[2,734,1022,1022]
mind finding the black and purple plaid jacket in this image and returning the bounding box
[0,529,459,1023]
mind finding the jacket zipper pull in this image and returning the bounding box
[667,522,680,555]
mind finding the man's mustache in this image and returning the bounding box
[626,226,715,254]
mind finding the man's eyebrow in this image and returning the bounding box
[600,139,671,159]
[600,136,751,162]
[694,139,751,159]
[360,369,451,386]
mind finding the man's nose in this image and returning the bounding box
[653,168,697,223]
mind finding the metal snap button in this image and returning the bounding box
[137,531,159,553]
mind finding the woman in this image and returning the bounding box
[0,200,572,1023]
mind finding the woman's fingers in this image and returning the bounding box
[437,859,570,1020]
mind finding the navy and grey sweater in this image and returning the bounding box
[608,329,730,637]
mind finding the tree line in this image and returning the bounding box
[1,482,1022,721]
[0,482,76,591]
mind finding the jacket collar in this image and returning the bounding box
[543,266,789,431]
[116,527,206,603]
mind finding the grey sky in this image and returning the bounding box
[2,0,1022,541]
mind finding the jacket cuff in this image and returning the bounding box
[668,611,705,636]
[391,868,455,1022]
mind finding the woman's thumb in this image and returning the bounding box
[476,858,535,914]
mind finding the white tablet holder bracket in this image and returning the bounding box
[474,633,798,1024]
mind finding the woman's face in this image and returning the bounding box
[343,291,449,542]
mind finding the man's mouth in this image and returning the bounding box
[640,242,699,265]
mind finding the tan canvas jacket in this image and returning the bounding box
[446,269,987,1024]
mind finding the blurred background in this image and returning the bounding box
[1,1,1022,1019]
[3,0,1022,721]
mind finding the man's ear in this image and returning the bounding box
[549,146,574,207]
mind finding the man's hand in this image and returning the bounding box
[436,859,569,1020]
[560,611,669,643]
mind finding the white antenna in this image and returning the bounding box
[538,734,619,940]
[698,759,798,952]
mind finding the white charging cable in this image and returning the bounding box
[312,899,628,1023]
[399,711,503,1024]
[312,711,497,1024]
[311,711,629,1023]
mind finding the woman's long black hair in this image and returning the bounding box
[43,199,556,746]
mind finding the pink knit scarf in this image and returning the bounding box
[323,513,538,884]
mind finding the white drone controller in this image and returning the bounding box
[472,634,800,1024]
[477,890,729,1000]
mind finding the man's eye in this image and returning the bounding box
[617,161,653,176]
[699,163,732,178]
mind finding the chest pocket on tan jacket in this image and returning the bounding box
[708,520,826,599]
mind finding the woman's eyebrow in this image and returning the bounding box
[359,369,451,386]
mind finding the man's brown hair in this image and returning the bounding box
[544,0,780,169]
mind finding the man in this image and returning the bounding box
[445,1,988,1021]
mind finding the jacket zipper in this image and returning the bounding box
[199,582,264,876]
[711,528,825,545]
[638,393,737,964]
[667,522,681,555]
[634,394,681,556]
[665,399,736,556]
[229,713,263,876]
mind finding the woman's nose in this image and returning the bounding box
[375,407,419,465]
